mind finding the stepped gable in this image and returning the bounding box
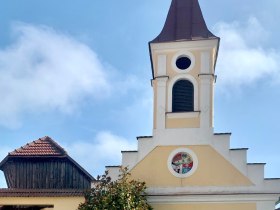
[150,0,217,43]
[9,136,66,157]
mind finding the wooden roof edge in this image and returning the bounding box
[66,155,95,181]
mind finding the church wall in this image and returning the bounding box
[166,116,200,128]
[130,145,253,187]
[152,79,158,129]
[151,203,256,210]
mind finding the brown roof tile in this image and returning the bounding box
[0,136,95,182]
[9,136,67,157]
[0,188,85,197]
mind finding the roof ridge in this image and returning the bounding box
[8,136,67,157]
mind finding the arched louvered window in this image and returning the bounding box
[172,80,194,112]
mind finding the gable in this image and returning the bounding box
[130,145,253,187]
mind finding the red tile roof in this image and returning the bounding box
[0,136,95,182]
[9,136,67,157]
[0,188,85,197]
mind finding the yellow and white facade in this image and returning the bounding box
[107,0,280,209]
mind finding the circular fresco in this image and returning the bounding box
[171,152,193,174]
[167,148,198,178]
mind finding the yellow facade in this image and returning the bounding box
[131,145,253,187]
[166,116,200,128]
[0,196,84,210]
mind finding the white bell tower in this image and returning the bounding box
[149,0,219,145]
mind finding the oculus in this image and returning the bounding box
[171,51,195,73]
[171,152,193,174]
[167,148,198,178]
[176,56,191,70]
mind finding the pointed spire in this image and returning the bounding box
[151,0,217,43]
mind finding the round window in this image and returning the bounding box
[176,56,191,70]
[171,152,193,174]
[167,148,198,178]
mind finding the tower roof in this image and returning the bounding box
[151,0,217,43]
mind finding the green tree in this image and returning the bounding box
[78,167,153,210]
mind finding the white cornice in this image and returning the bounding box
[147,193,280,204]
[150,39,219,52]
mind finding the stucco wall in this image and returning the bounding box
[131,145,253,187]
[0,196,84,210]
[151,203,256,210]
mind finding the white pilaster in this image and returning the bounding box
[157,55,167,76]
[201,51,210,74]
[156,77,168,129]
[199,74,212,129]
[199,51,213,129]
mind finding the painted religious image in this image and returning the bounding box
[171,152,193,174]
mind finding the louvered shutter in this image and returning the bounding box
[172,80,194,112]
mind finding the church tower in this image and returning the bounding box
[149,0,219,144]
[107,0,280,209]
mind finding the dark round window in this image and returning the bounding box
[176,56,191,70]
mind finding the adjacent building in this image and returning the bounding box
[0,136,94,210]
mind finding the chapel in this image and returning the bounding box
[107,0,280,209]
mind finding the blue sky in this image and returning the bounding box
[0,0,280,189]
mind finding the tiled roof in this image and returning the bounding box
[0,136,95,182]
[9,136,67,157]
[0,188,85,197]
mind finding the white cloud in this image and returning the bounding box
[0,23,110,128]
[214,17,280,91]
[63,131,137,177]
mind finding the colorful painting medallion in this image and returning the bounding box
[171,152,193,174]
[168,148,198,178]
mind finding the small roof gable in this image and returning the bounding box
[8,136,67,157]
[151,0,217,43]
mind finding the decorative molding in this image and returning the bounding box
[166,111,200,119]
[150,39,219,51]
[147,193,280,204]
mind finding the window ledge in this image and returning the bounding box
[166,111,200,119]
